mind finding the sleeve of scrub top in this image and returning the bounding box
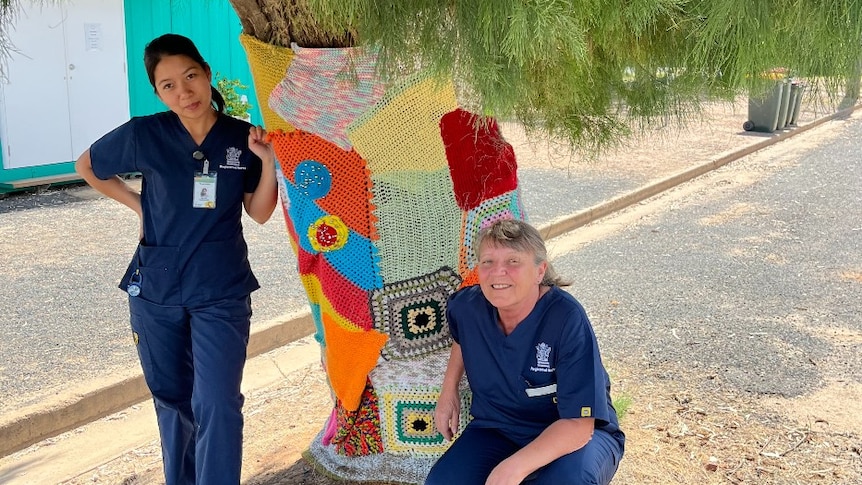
[554,305,615,426]
[243,152,263,193]
[89,119,139,180]
[446,291,463,345]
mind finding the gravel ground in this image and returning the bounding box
[559,119,862,398]
[0,95,841,418]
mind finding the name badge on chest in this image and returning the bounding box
[192,150,217,209]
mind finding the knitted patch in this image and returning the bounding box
[269,130,378,240]
[378,387,472,455]
[322,407,338,445]
[440,108,518,211]
[298,247,374,331]
[459,268,479,288]
[275,168,301,250]
[323,313,387,411]
[369,348,450,388]
[309,302,324,345]
[371,169,462,283]
[239,34,295,132]
[306,430,436,483]
[300,273,367,333]
[331,379,384,456]
[309,215,349,252]
[348,72,457,174]
[270,45,385,150]
[370,267,461,360]
[284,180,382,291]
[460,190,526,278]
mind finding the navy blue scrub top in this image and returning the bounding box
[447,285,624,448]
[89,111,262,306]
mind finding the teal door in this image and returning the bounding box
[124,0,261,124]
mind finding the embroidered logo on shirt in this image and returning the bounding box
[530,342,555,373]
[219,147,246,170]
[581,407,592,417]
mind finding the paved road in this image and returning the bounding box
[551,117,861,399]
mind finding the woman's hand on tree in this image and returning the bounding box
[434,388,461,441]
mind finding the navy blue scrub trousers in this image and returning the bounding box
[130,295,252,485]
[425,425,624,485]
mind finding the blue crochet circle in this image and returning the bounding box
[294,160,332,199]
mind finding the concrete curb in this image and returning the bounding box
[1,104,858,458]
[0,314,316,458]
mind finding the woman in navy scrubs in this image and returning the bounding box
[75,34,277,485]
[426,220,624,485]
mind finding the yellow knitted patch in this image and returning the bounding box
[347,72,457,174]
[239,34,295,132]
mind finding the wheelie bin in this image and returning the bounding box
[743,80,786,133]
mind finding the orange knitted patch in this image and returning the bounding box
[460,268,479,288]
[269,129,378,241]
[323,314,387,412]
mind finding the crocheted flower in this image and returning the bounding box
[309,215,349,252]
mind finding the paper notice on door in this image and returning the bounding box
[85,23,102,51]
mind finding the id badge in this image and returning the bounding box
[193,172,217,209]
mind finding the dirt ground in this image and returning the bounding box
[61,351,862,484]
[45,95,861,484]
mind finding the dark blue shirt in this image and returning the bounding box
[90,111,262,306]
[448,285,624,447]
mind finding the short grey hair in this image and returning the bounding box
[473,219,570,287]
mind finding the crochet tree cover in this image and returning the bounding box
[244,41,524,483]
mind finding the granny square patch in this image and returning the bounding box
[378,386,472,455]
[371,267,462,360]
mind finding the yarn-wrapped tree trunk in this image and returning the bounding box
[232,2,525,481]
[226,0,862,482]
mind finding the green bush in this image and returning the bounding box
[215,73,253,121]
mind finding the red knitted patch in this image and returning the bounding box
[297,246,373,330]
[440,109,518,211]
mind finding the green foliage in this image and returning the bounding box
[613,394,633,421]
[215,73,253,120]
[305,0,862,151]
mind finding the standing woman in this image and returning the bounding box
[75,34,277,484]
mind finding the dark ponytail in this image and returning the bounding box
[144,33,224,114]
[210,86,226,114]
